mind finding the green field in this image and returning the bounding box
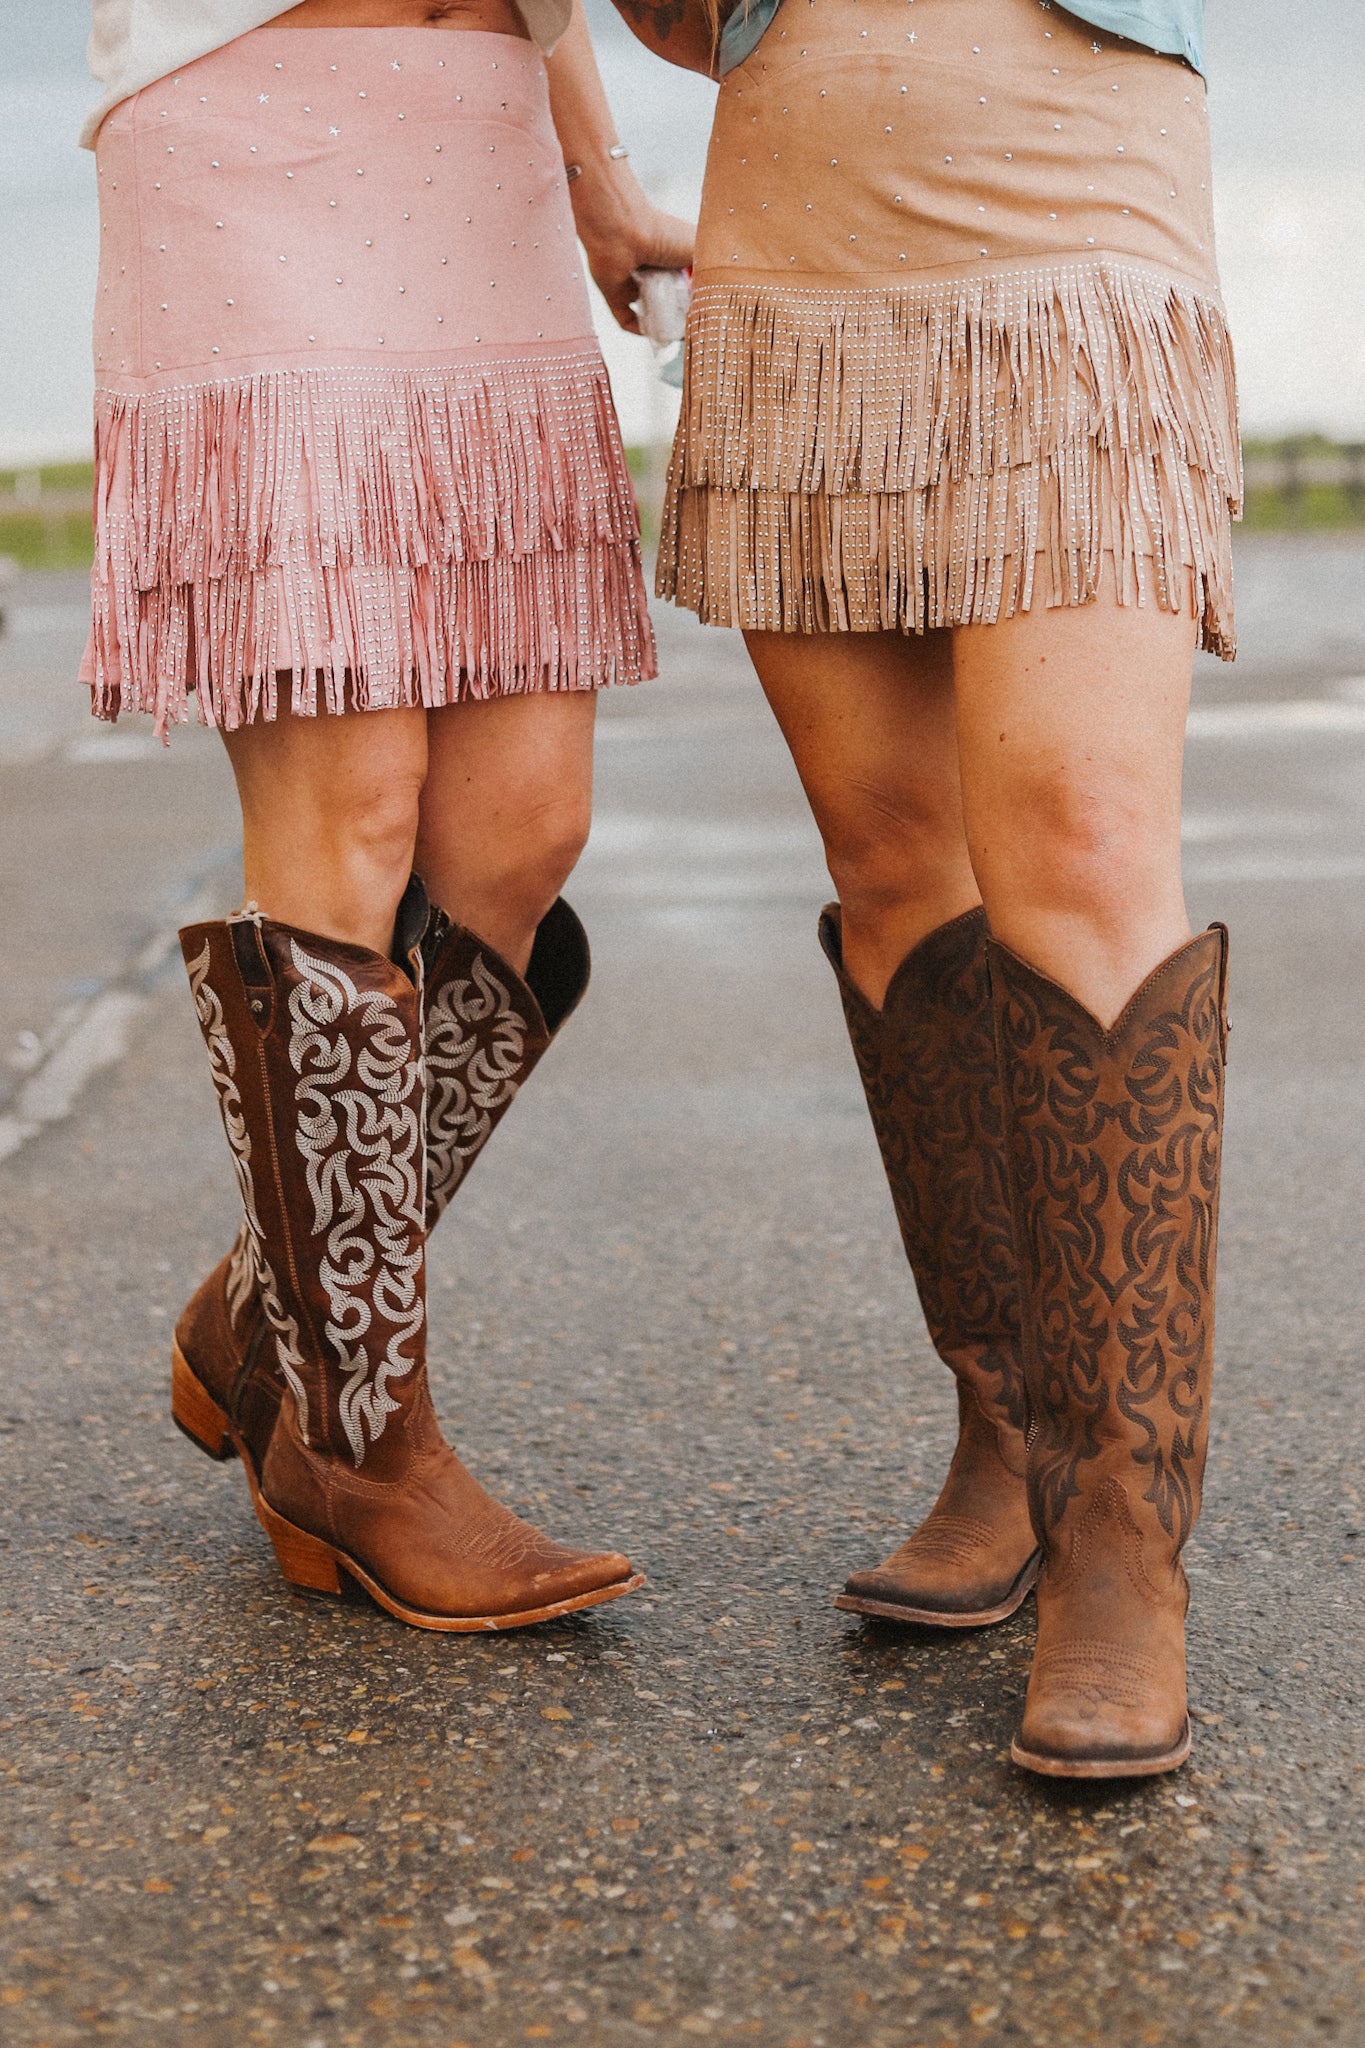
[0,462,96,570]
[4,438,1362,573]
[1241,437,1365,530]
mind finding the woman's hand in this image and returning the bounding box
[575,185,695,333]
[545,1,697,332]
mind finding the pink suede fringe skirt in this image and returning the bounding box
[84,27,655,738]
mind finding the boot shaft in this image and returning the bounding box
[180,893,429,1471]
[422,897,589,1229]
[989,926,1229,1572]
[820,904,1024,1439]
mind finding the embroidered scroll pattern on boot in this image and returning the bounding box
[995,952,1224,1544]
[288,943,425,1467]
[224,1219,255,1329]
[424,953,529,1220]
[841,918,1025,1436]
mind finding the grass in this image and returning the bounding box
[0,508,96,572]
[2,440,1362,574]
[1241,436,1365,532]
[0,462,96,571]
[1242,486,1365,531]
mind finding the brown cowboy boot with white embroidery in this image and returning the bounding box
[422,895,589,1223]
[170,1231,284,1488]
[171,894,589,1495]
[991,927,1228,1776]
[177,887,638,1630]
[822,906,1038,1627]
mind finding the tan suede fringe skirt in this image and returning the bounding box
[659,0,1241,656]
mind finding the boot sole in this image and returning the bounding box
[834,1549,1040,1630]
[174,1341,644,1629]
[171,1339,237,1462]
[1010,1719,1192,1780]
[255,1489,645,1630]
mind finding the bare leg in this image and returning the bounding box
[221,698,428,955]
[747,626,1035,1627]
[414,692,597,973]
[743,629,980,1007]
[952,585,1195,1025]
[955,588,1218,1778]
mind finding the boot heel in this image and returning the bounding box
[171,1341,232,1460]
[256,1494,345,1597]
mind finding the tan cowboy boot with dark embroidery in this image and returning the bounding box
[171,894,589,1497]
[177,887,638,1630]
[991,926,1228,1777]
[822,906,1039,1627]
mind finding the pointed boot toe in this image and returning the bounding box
[1011,1641,1192,1778]
[834,1385,1039,1627]
[261,1420,643,1632]
[530,1546,639,1608]
[838,1528,1039,1628]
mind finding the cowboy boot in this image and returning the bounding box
[822,906,1039,1626]
[171,895,590,1492]
[990,927,1228,1777]
[170,1229,282,1489]
[178,887,639,1630]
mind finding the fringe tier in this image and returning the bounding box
[659,261,1242,658]
[88,348,655,736]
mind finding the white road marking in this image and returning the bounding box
[0,989,145,1158]
[65,730,164,764]
[2,604,92,636]
[0,877,228,1169]
[1186,696,1365,738]
[1184,854,1365,884]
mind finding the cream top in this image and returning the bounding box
[82,0,573,147]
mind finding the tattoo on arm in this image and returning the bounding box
[617,0,701,44]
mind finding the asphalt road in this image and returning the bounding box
[2,537,1364,2048]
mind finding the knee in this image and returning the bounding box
[431,782,592,931]
[821,785,961,925]
[978,771,1175,933]
[507,787,593,916]
[333,777,423,908]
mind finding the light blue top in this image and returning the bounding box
[719,0,1205,78]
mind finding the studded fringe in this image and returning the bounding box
[660,259,1242,658]
[87,347,655,738]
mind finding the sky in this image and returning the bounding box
[2,0,1362,462]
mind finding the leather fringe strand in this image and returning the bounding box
[87,348,655,736]
[659,260,1242,658]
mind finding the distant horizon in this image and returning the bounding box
[2,0,1362,462]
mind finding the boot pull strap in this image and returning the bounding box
[229,910,275,1033]
[1208,921,1231,1065]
